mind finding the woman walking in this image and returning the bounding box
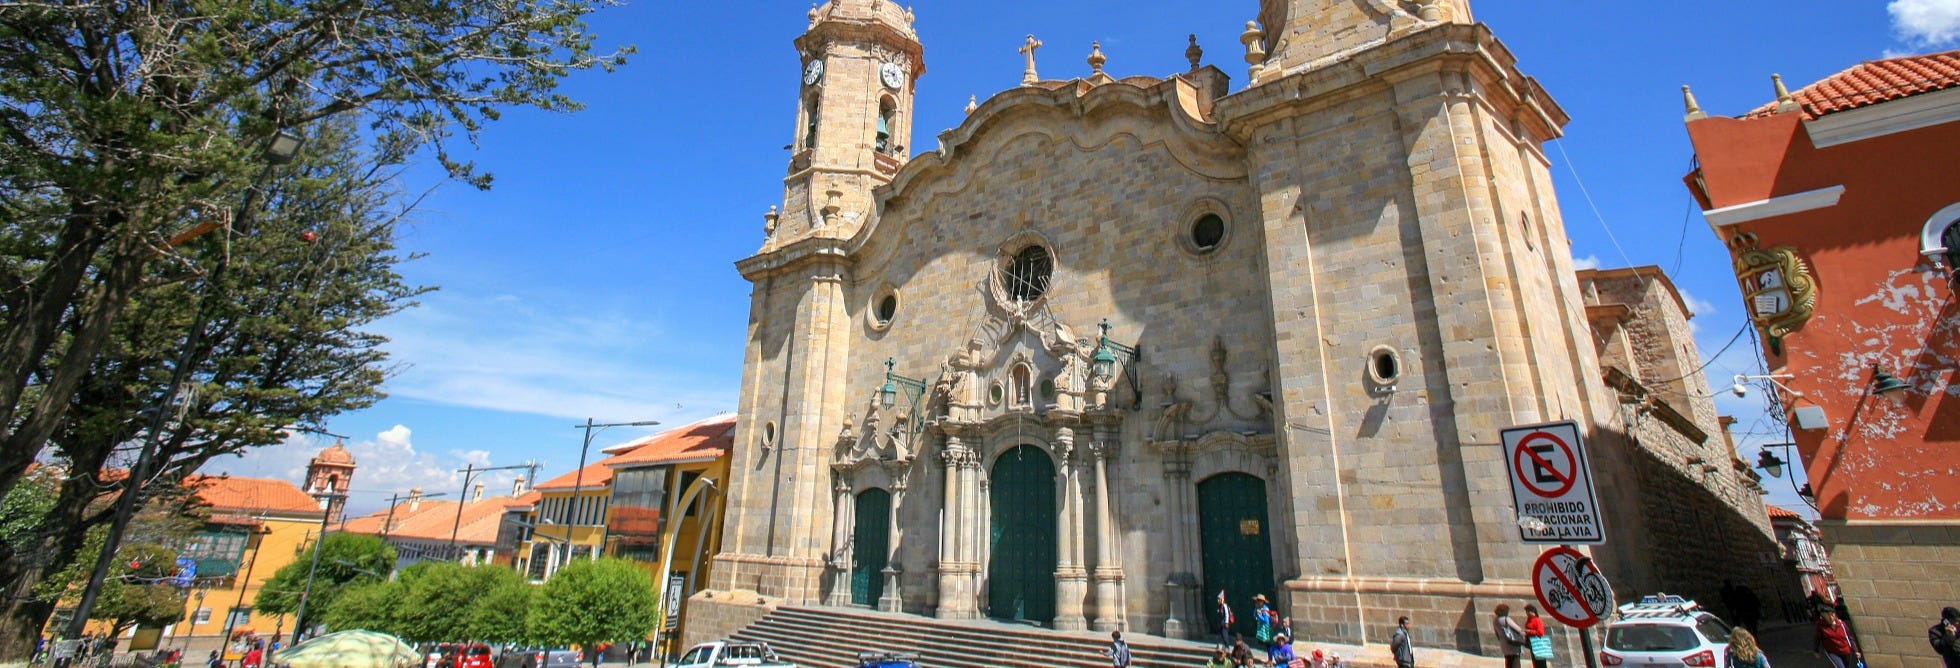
[1814,607,1862,668]
[1493,604,1527,668]
[1728,628,1770,668]
[1254,595,1276,646]
[1525,604,1553,668]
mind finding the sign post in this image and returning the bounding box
[1503,421,1604,544]
[1531,545,1614,668]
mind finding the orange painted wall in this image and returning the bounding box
[1686,111,1960,521]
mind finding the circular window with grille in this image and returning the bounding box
[1005,246,1053,303]
[1177,200,1233,257]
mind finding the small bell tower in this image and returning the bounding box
[774,0,925,244]
[305,441,356,523]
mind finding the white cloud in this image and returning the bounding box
[1890,0,1960,47]
[1679,289,1719,318]
[205,425,523,516]
[374,291,736,424]
[1572,254,1602,271]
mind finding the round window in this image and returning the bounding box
[988,381,1006,406]
[1005,246,1053,302]
[876,294,897,325]
[1367,346,1402,386]
[761,421,778,448]
[1192,213,1225,251]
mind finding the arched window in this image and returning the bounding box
[1011,364,1033,408]
[1919,202,1960,268]
[803,94,821,150]
[877,98,896,154]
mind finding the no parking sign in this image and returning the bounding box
[1503,421,1604,544]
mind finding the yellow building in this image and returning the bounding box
[510,416,734,652]
[169,471,333,645]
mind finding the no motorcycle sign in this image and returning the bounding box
[1503,421,1604,544]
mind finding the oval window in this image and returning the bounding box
[1005,246,1053,302]
[1193,213,1225,251]
[1367,346,1402,386]
[876,294,897,325]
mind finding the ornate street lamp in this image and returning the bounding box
[1091,319,1142,408]
[878,358,927,429]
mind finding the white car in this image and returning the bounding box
[1601,594,1735,668]
[673,641,798,668]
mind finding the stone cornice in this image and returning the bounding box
[1216,23,1568,146]
[736,235,855,281]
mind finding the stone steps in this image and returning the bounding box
[726,605,1221,668]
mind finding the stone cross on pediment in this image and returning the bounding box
[1019,35,1043,86]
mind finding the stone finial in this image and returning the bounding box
[904,5,915,24]
[822,188,843,225]
[808,3,819,27]
[1186,34,1203,71]
[1087,41,1106,75]
[764,205,779,238]
[1682,84,1706,122]
[1019,34,1044,86]
[1417,0,1443,21]
[1773,74,1799,114]
[965,94,978,115]
[1240,21,1268,79]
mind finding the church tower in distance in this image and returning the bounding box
[771,0,923,245]
[304,441,356,524]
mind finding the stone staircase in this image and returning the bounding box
[727,605,1221,668]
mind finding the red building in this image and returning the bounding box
[1682,51,1960,668]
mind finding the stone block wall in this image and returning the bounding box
[1824,521,1960,668]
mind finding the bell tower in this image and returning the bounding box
[774,0,924,244]
[305,441,356,523]
[1250,0,1471,82]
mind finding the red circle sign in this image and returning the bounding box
[1512,431,1577,498]
[1531,546,1612,628]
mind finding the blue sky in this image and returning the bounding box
[217,1,1960,518]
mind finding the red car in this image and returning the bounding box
[456,644,495,668]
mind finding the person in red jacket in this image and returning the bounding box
[1524,605,1551,668]
[241,642,264,668]
[1814,607,1862,668]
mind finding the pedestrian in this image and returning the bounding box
[241,642,262,668]
[1493,603,1527,668]
[1813,607,1862,668]
[1205,647,1234,668]
[1219,591,1236,648]
[1254,595,1275,646]
[1729,628,1770,668]
[1230,635,1254,667]
[1268,633,1297,667]
[206,650,222,668]
[1103,630,1132,668]
[1930,606,1960,668]
[1392,616,1416,668]
[1281,616,1296,643]
[1525,604,1552,668]
[1309,648,1326,668]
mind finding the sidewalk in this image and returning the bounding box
[1757,622,1831,668]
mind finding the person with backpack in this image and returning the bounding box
[1814,607,1862,668]
[1102,630,1132,668]
[1729,628,1770,668]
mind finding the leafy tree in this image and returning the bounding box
[0,467,57,548]
[0,117,427,657]
[320,581,402,636]
[528,559,655,651]
[252,533,393,635]
[469,576,535,645]
[0,0,633,515]
[29,510,198,635]
[374,561,532,643]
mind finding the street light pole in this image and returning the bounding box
[448,463,536,561]
[292,490,344,640]
[60,131,306,645]
[560,419,659,565]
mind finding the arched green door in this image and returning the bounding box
[851,488,892,606]
[988,445,1057,624]
[1199,472,1275,641]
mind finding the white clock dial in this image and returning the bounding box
[804,60,824,85]
[880,62,905,89]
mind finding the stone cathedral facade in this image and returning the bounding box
[693,0,1781,657]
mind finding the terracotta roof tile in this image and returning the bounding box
[339,495,529,545]
[533,460,620,492]
[1766,504,1805,520]
[1746,49,1960,120]
[605,415,736,468]
[186,475,322,516]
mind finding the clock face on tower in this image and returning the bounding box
[804,60,824,85]
[880,62,905,89]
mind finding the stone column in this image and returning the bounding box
[935,439,972,619]
[1162,445,1199,639]
[964,453,986,618]
[1052,424,1090,631]
[1090,432,1127,631]
[879,476,906,612]
[825,472,854,606]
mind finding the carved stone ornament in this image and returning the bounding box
[1729,233,1817,346]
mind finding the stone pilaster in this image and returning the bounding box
[1162,445,1199,639]
[878,478,907,612]
[935,438,977,619]
[1089,428,1126,631]
[1052,423,1090,631]
[825,473,854,606]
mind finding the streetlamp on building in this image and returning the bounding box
[561,419,658,563]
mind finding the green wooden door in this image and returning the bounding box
[1198,472,1275,641]
[851,488,892,606]
[988,445,1057,624]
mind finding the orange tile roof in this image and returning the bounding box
[340,495,529,545]
[186,475,322,516]
[1766,505,1805,520]
[533,460,620,492]
[1746,49,1960,120]
[605,415,735,468]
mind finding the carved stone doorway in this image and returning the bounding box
[987,444,1057,624]
[1199,472,1275,641]
[851,488,892,606]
